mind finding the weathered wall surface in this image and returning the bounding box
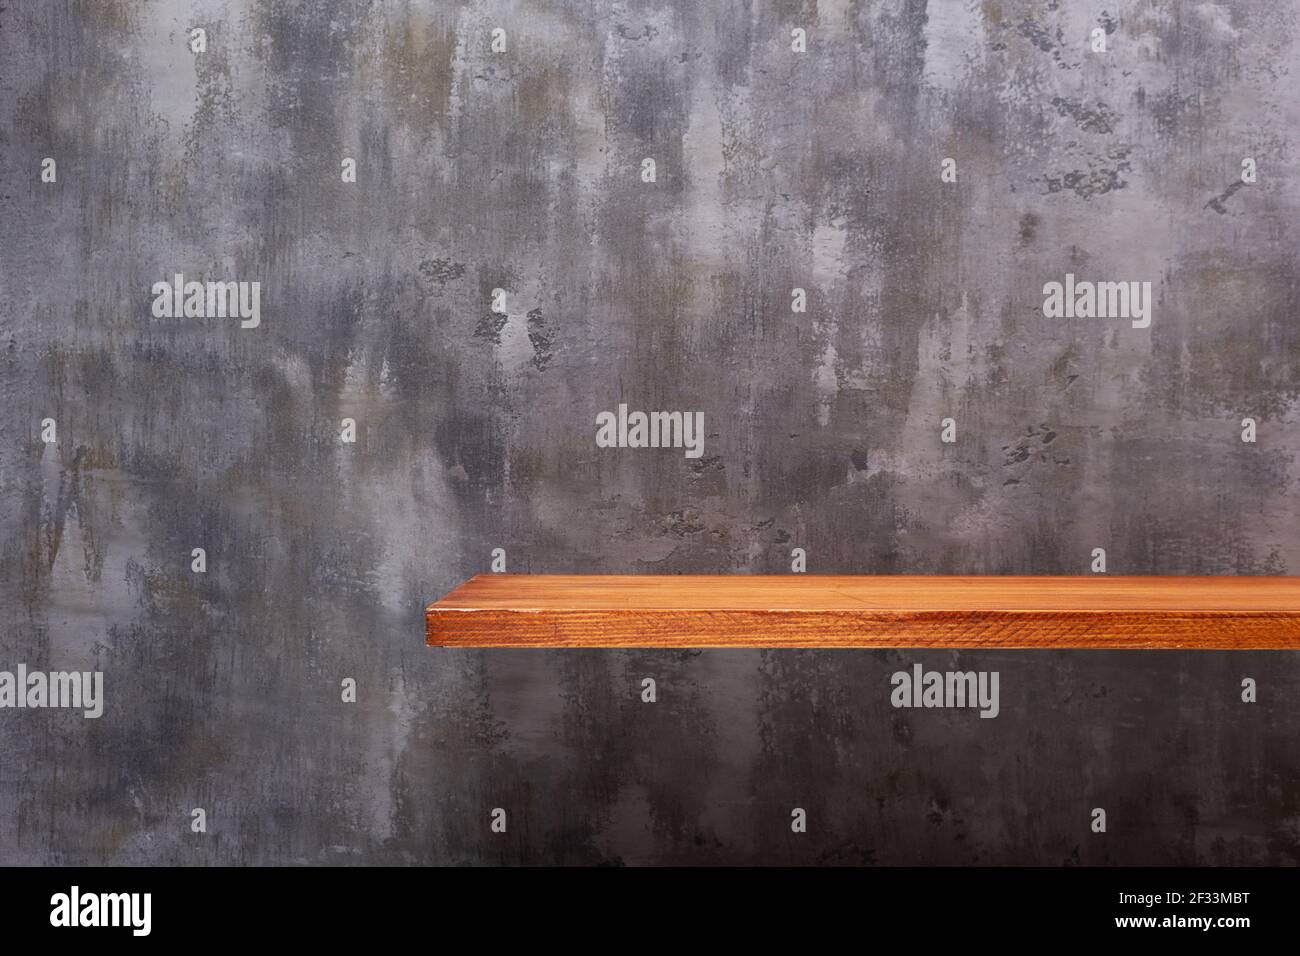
[1,0,1298,864]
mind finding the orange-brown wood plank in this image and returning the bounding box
[426,575,1300,649]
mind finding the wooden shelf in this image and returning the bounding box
[426,575,1300,649]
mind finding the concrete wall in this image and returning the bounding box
[1,0,1298,864]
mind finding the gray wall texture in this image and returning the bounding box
[2,0,1299,865]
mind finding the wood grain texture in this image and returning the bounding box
[426,575,1300,649]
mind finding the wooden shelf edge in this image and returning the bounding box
[425,575,1300,649]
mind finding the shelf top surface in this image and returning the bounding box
[429,575,1300,613]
